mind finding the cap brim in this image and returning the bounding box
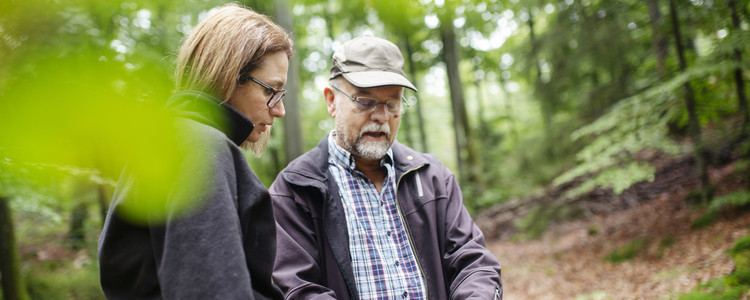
[342,71,417,92]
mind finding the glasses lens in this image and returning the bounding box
[403,96,416,107]
[385,101,402,113]
[268,92,285,108]
[355,97,378,111]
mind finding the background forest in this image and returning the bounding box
[1,0,750,299]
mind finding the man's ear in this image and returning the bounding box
[324,86,336,117]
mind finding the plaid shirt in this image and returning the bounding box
[327,133,427,300]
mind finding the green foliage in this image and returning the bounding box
[691,211,719,229]
[9,178,107,300]
[730,236,750,271]
[553,91,680,198]
[660,236,676,249]
[513,203,584,240]
[690,191,750,229]
[604,239,649,264]
[0,0,748,295]
[553,57,744,200]
[1,0,232,224]
[678,235,750,299]
[570,162,656,199]
[730,236,750,256]
[678,285,747,300]
[656,235,677,258]
[710,191,750,212]
[588,226,599,236]
[24,264,104,300]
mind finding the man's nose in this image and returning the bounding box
[369,103,390,123]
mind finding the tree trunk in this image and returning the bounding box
[0,196,30,300]
[647,0,668,79]
[499,77,519,144]
[402,34,428,153]
[442,26,465,187]
[669,0,711,203]
[273,0,305,164]
[69,202,88,250]
[399,96,415,147]
[527,16,551,132]
[473,64,488,139]
[474,65,496,179]
[324,4,335,55]
[397,52,415,149]
[69,178,90,250]
[729,0,749,129]
[440,20,482,212]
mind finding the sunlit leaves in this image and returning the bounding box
[0,1,221,223]
[552,56,745,199]
[553,87,682,198]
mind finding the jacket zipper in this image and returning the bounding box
[395,166,428,299]
[415,171,424,197]
[494,287,500,300]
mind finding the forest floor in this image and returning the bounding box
[479,153,750,299]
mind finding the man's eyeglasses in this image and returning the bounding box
[331,85,412,114]
[241,74,286,108]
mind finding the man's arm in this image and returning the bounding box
[270,179,338,299]
[442,174,503,300]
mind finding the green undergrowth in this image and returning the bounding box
[0,261,104,300]
[603,235,677,264]
[604,238,650,263]
[4,202,107,300]
[691,191,750,229]
[677,235,750,299]
[513,203,586,240]
[23,262,104,300]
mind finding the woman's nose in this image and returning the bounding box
[272,101,286,118]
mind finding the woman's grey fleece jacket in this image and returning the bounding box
[98,90,283,300]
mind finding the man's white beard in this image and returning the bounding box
[341,123,392,160]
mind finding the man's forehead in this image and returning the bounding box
[352,85,403,97]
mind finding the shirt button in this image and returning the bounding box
[407,155,414,160]
[386,231,391,236]
[395,260,399,266]
[402,291,408,298]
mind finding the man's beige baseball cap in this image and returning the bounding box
[329,36,417,92]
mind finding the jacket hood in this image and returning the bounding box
[164,90,254,146]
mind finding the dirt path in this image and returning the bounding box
[486,194,750,299]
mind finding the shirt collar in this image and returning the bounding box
[327,130,394,171]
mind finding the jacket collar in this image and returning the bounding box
[327,132,395,172]
[282,134,429,190]
[164,90,254,146]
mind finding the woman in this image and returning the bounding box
[98,4,292,299]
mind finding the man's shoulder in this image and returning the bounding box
[273,136,329,190]
[285,136,328,170]
[392,142,443,164]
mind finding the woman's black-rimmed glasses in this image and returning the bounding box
[244,75,286,108]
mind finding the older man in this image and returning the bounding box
[271,36,502,300]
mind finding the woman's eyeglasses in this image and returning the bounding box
[240,74,286,108]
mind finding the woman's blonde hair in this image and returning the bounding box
[175,3,293,101]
